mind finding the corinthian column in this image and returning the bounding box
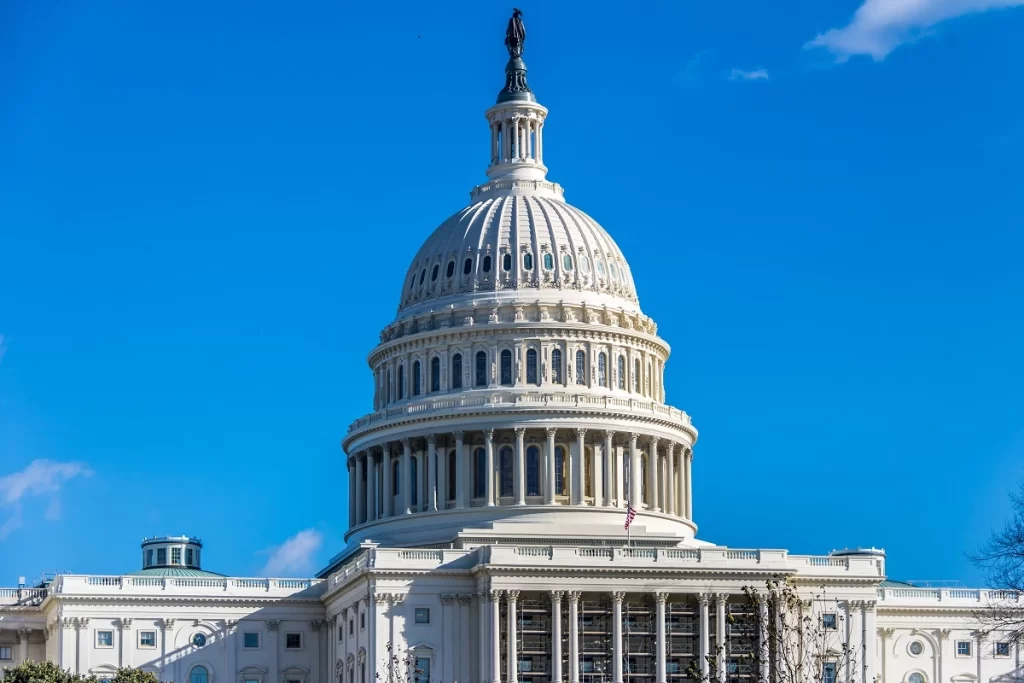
[684,448,693,519]
[698,594,710,679]
[381,443,393,518]
[507,590,520,683]
[401,439,413,515]
[427,435,438,512]
[490,590,502,683]
[655,593,668,683]
[354,453,365,525]
[515,427,526,505]
[550,591,564,683]
[629,434,641,509]
[545,427,557,504]
[568,591,581,683]
[484,430,496,506]
[612,592,625,683]
[648,437,659,511]
[573,428,586,505]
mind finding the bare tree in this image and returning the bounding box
[971,481,1024,641]
[375,642,428,683]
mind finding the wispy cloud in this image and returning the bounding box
[729,68,770,81]
[807,0,1024,62]
[261,529,323,577]
[0,334,7,366]
[0,459,92,539]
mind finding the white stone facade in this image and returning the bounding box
[2,14,1021,683]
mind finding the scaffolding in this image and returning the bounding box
[725,602,758,683]
[624,597,655,683]
[667,599,700,681]
[580,599,613,683]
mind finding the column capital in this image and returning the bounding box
[489,589,503,602]
[714,593,729,606]
[401,438,411,449]
[654,592,669,604]
[603,429,615,440]
[649,436,660,448]
[576,427,587,439]
[864,600,877,612]
[698,593,711,606]
[507,589,520,601]
[545,427,557,438]
[629,432,639,446]
[611,591,626,604]
[515,427,526,438]
[382,442,391,455]
[117,618,132,630]
[453,430,465,441]
[266,619,280,631]
[550,590,564,602]
[568,591,582,603]
[15,627,32,642]
[427,434,437,446]
[484,429,495,442]
[440,594,456,605]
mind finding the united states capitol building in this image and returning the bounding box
[2,12,1021,683]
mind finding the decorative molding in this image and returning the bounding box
[654,592,669,604]
[549,590,564,603]
[440,594,455,604]
[611,591,626,603]
[265,620,280,631]
[457,594,472,605]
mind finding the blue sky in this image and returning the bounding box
[1,0,1022,584]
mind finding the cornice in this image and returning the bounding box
[48,595,327,608]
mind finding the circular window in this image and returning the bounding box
[908,673,925,683]
[192,633,207,648]
[909,642,924,656]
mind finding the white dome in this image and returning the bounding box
[396,185,640,319]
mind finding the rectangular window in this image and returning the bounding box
[338,626,343,641]
[244,679,260,683]
[146,549,154,567]
[96,630,114,648]
[139,631,156,648]
[285,633,302,649]
[822,613,837,630]
[0,647,12,661]
[518,658,532,673]
[171,547,182,565]
[186,548,194,566]
[995,641,1010,657]
[360,612,366,630]
[414,608,430,624]
[156,548,166,565]
[956,641,972,657]
[349,620,354,636]
[244,632,260,648]
[823,663,837,683]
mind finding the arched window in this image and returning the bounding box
[502,253,512,271]
[526,446,540,496]
[412,360,421,396]
[499,446,514,497]
[463,258,473,275]
[410,457,418,506]
[500,349,513,386]
[409,275,416,292]
[551,348,563,384]
[190,667,208,683]
[430,357,440,392]
[555,446,567,495]
[646,361,652,396]
[447,451,457,502]
[431,264,439,281]
[446,261,455,278]
[617,355,626,390]
[475,351,487,387]
[526,348,538,385]
[419,269,426,286]
[386,368,392,404]
[397,364,405,400]
[392,459,400,495]
[543,253,554,270]
[482,255,492,272]
[598,352,607,387]
[633,358,641,393]
[473,447,487,498]
[451,354,463,389]
[575,350,586,385]
[523,253,533,270]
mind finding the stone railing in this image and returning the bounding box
[347,391,693,434]
[0,587,47,607]
[49,575,326,598]
[877,587,1024,605]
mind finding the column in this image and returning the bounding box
[545,427,557,504]
[16,628,30,664]
[603,431,615,506]
[568,591,581,683]
[382,443,393,518]
[308,620,321,683]
[508,590,520,683]
[485,429,496,506]
[758,594,770,683]
[864,602,877,683]
[629,434,641,509]
[401,439,413,514]
[427,435,438,512]
[660,449,668,514]
[612,592,625,683]
[367,451,378,522]
[847,601,863,683]
[537,122,544,164]
[551,592,564,683]
[355,453,365,525]
[478,592,490,683]
[348,457,356,528]
[715,594,727,683]
[647,438,659,511]
[267,619,281,683]
[491,590,503,683]
[593,438,604,507]
[437,437,448,510]
[515,428,526,505]
[158,619,174,682]
[655,593,668,683]
[684,449,693,519]
[698,595,710,679]
[572,429,586,505]
[667,444,676,516]
[454,431,466,508]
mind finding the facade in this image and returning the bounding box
[2,13,1022,683]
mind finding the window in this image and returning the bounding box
[633,358,640,393]
[956,641,972,657]
[482,255,492,272]
[995,642,1011,657]
[475,351,487,387]
[575,350,586,385]
[245,680,260,683]
[463,258,473,275]
[597,352,607,387]
[526,348,538,385]
[822,663,837,683]
[190,666,209,683]
[596,258,606,277]
[526,446,540,496]
[386,368,391,403]
[0,647,10,661]
[431,265,439,281]
[146,549,154,567]
[139,631,156,648]
[410,457,418,506]
[192,633,207,648]
[412,360,421,395]
[555,446,566,495]
[156,548,167,565]
[617,355,626,390]
[499,446,514,497]
[338,625,343,641]
[171,547,181,564]
[96,630,114,648]
[409,275,416,292]
[446,261,455,278]
[447,451,457,501]
[563,254,573,270]
[580,255,591,275]
[361,663,366,683]
[349,619,354,636]
[543,253,554,270]
[185,547,194,566]
[908,674,925,683]
[392,459,400,495]
[397,365,405,400]
[822,613,837,630]
[414,657,430,683]
[502,253,512,271]
[244,632,260,648]
[523,252,533,270]
[430,357,440,392]
[419,269,426,285]
[609,262,618,280]
[451,354,463,389]
[474,447,487,497]
[551,349,563,384]
[909,641,924,656]
[361,612,365,630]
[500,349,512,386]
[285,633,302,649]
[519,658,532,673]
[415,608,430,624]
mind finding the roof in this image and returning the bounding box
[879,579,914,587]
[127,567,225,578]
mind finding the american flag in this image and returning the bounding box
[624,505,636,529]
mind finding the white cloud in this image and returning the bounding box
[0,334,7,365]
[729,68,770,81]
[261,529,323,577]
[0,459,92,539]
[807,0,1024,62]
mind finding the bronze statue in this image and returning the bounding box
[505,9,525,58]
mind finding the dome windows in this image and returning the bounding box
[431,265,439,282]
[575,351,586,385]
[596,259,606,278]
[617,355,626,390]
[500,350,513,386]
[482,255,492,273]
[397,365,405,400]
[543,253,554,270]
[463,258,473,275]
[502,253,512,271]
[412,360,421,396]
[475,351,488,387]
[551,348,563,384]
[609,262,618,281]
[597,352,607,387]
[499,447,514,497]
[419,269,427,286]
[563,254,573,271]
[523,253,534,271]
[446,261,455,278]
[430,357,440,392]
[580,255,591,275]
[451,354,463,389]
[526,348,539,385]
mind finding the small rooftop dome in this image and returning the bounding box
[829,547,886,557]
[131,535,223,577]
